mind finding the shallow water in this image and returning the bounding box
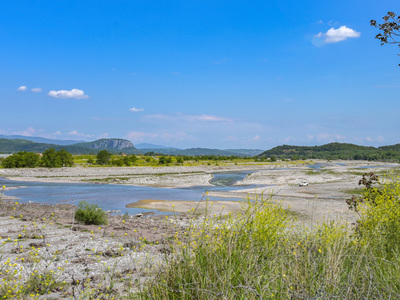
[0,171,262,215]
[307,163,331,170]
[210,171,252,186]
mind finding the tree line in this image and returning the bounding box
[259,143,400,162]
[1,148,74,168]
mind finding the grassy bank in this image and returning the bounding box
[139,176,400,299]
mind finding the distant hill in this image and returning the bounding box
[379,144,400,151]
[0,138,259,156]
[225,149,264,156]
[135,143,175,149]
[0,138,89,154]
[259,142,400,162]
[0,138,140,154]
[73,139,136,151]
[179,148,250,156]
[0,135,85,145]
[140,148,258,157]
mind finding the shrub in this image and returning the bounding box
[75,201,108,225]
[355,175,400,255]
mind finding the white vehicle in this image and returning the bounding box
[299,181,309,187]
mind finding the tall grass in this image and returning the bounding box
[139,177,400,299]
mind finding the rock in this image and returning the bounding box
[88,139,135,150]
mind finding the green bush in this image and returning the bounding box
[356,175,400,255]
[74,201,108,225]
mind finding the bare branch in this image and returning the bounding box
[371,12,400,65]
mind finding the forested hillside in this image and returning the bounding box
[259,142,400,162]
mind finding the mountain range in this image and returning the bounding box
[0,135,85,145]
[0,138,141,154]
[1,136,399,160]
[0,136,263,156]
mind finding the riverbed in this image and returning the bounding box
[1,160,399,223]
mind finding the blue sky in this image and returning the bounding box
[1,0,399,149]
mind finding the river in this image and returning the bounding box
[0,171,257,215]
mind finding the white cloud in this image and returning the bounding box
[68,130,94,138]
[252,135,261,141]
[31,88,42,93]
[190,114,231,122]
[2,127,37,137]
[48,88,89,99]
[315,26,360,44]
[20,127,36,136]
[0,128,97,141]
[144,113,232,122]
[365,136,385,142]
[308,133,346,143]
[126,131,193,143]
[98,132,109,139]
[129,107,144,112]
[126,131,159,142]
[281,136,296,143]
[17,85,27,91]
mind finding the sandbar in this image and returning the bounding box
[126,199,243,215]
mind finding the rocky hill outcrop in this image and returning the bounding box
[87,139,135,150]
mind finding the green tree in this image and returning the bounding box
[41,148,61,168]
[123,156,131,166]
[158,156,166,165]
[112,158,124,166]
[96,150,112,165]
[1,152,40,168]
[129,155,138,164]
[24,152,40,167]
[158,156,172,165]
[57,149,74,167]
